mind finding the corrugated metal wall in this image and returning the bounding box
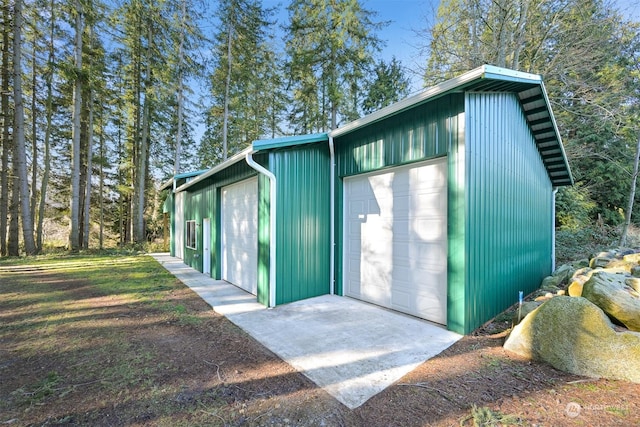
[182,185,214,272]
[179,159,260,279]
[464,92,552,333]
[333,94,465,303]
[269,142,331,305]
[174,192,185,259]
[335,94,462,177]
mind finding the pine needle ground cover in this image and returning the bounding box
[1,254,638,426]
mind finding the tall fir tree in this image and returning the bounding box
[285,0,383,132]
[200,0,282,166]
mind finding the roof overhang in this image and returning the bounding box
[253,133,328,150]
[176,134,331,193]
[174,148,252,193]
[330,64,573,187]
[160,169,208,191]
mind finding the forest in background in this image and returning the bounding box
[1,0,639,256]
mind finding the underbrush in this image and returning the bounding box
[555,224,640,265]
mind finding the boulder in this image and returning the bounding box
[626,277,640,292]
[512,301,543,325]
[631,266,640,278]
[623,252,640,264]
[590,256,612,268]
[573,258,590,269]
[581,272,640,332]
[567,280,584,297]
[566,268,593,297]
[540,275,562,291]
[504,296,640,383]
[551,263,575,284]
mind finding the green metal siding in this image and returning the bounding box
[335,94,462,177]
[164,192,175,256]
[180,158,262,280]
[182,185,215,272]
[269,142,331,305]
[446,102,467,335]
[463,92,553,333]
[256,171,271,306]
[333,93,466,304]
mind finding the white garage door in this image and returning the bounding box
[343,158,448,325]
[222,177,258,295]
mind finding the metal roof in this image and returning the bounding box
[174,147,252,193]
[253,133,328,150]
[175,134,330,193]
[330,64,573,187]
[159,169,208,191]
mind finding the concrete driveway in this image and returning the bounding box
[151,253,461,409]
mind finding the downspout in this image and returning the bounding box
[552,187,558,271]
[246,150,277,308]
[329,134,336,295]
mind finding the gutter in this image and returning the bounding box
[329,135,336,295]
[245,150,277,308]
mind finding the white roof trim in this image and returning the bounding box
[174,146,253,193]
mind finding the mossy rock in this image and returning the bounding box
[504,296,640,383]
[540,275,562,291]
[551,263,575,284]
[582,272,640,332]
[512,301,543,325]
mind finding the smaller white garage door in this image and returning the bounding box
[344,158,448,325]
[222,177,258,295]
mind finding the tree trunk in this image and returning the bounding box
[69,0,83,252]
[37,0,55,253]
[619,132,640,247]
[30,39,38,233]
[222,19,233,160]
[13,0,36,255]
[82,87,94,249]
[99,112,104,249]
[133,21,151,244]
[174,0,186,175]
[1,0,11,256]
[8,153,19,256]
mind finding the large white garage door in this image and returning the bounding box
[344,158,448,325]
[222,177,258,295]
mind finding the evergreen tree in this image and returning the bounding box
[362,56,411,114]
[200,0,281,165]
[285,0,383,132]
[421,0,640,229]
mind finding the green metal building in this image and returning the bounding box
[163,65,572,334]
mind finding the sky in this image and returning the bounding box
[257,0,640,93]
[260,0,439,92]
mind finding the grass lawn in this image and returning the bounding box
[2,253,638,426]
[0,254,337,426]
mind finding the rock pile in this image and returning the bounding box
[504,249,640,383]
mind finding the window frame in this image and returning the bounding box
[186,220,197,249]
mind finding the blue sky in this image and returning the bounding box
[261,0,438,91]
[259,0,640,93]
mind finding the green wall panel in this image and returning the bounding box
[334,94,462,177]
[180,158,262,278]
[333,94,467,318]
[270,142,331,305]
[463,92,553,333]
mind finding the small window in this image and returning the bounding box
[186,220,196,249]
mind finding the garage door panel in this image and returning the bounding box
[222,177,258,295]
[344,158,448,325]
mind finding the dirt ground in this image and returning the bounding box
[1,263,639,426]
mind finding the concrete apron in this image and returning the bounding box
[151,253,462,409]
